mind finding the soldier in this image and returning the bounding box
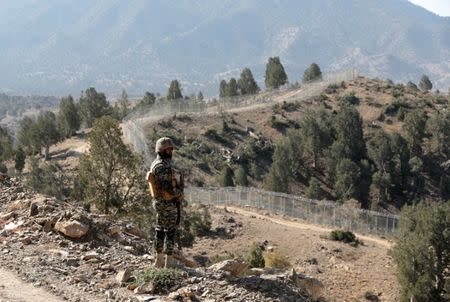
[147,137,183,268]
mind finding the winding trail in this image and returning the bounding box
[0,268,64,302]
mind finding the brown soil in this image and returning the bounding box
[184,205,400,302]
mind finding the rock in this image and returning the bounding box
[0,212,16,221]
[108,226,121,236]
[116,268,133,283]
[168,287,196,300]
[82,251,99,261]
[4,220,24,231]
[29,202,39,216]
[134,282,155,294]
[291,269,324,301]
[208,259,248,277]
[54,220,89,239]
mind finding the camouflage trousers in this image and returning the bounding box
[153,199,179,255]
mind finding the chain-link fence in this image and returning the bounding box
[186,186,399,237]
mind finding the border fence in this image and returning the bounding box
[186,186,399,237]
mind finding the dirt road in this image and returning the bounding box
[0,268,64,302]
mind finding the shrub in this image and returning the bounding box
[245,244,265,268]
[329,230,358,245]
[338,93,360,106]
[0,162,7,173]
[134,268,184,293]
[281,101,299,112]
[187,205,212,237]
[269,115,289,132]
[263,251,291,269]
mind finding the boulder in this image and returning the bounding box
[116,268,133,283]
[54,220,89,239]
[29,202,39,216]
[208,259,248,277]
[291,269,324,301]
[133,282,155,294]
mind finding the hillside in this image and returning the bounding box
[140,76,449,211]
[0,0,449,94]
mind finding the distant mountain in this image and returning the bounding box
[0,0,449,95]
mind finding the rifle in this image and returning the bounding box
[174,170,184,251]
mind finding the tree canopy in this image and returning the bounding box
[265,57,288,89]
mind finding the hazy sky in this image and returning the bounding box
[409,0,450,16]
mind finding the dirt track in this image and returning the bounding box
[0,268,64,302]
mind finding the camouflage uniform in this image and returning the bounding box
[150,154,182,255]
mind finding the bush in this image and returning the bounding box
[338,93,360,106]
[0,162,7,173]
[391,202,450,302]
[245,244,265,268]
[263,251,291,269]
[187,205,212,237]
[329,230,358,245]
[133,268,184,293]
[26,158,68,199]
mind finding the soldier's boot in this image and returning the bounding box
[164,254,184,269]
[153,253,165,268]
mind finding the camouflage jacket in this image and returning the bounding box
[149,155,182,200]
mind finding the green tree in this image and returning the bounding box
[238,68,260,95]
[406,81,418,92]
[299,110,333,168]
[58,95,80,138]
[235,165,249,187]
[302,63,322,83]
[218,165,234,187]
[37,111,61,160]
[113,89,130,121]
[334,159,361,201]
[167,80,183,100]
[219,80,228,98]
[0,126,13,161]
[14,147,26,174]
[335,106,366,162]
[77,116,147,213]
[391,133,411,198]
[419,75,432,92]
[403,110,427,156]
[265,57,288,89]
[368,130,395,203]
[197,91,204,101]
[17,116,40,155]
[78,87,112,127]
[306,178,325,200]
[227,78,239,97]
[26,158,68,199]
[139,91,156,107]
[392,202,450,302]
[427,112,450,159]
[264,142,291,193]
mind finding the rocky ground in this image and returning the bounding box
[0,175,319,302]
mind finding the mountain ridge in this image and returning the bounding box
[0,0,449,95]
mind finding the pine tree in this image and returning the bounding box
[219,80,228,98]
[197,91,204,101]
[406,81,418,92]
[302,63,322,83]
[235,165,249,187]
[218,166,234,187]
[392,202,450,302]
[0,126,13,161]
[265,57,288,89]
[306,178,325,200]
[139,91,156,107]
[227,78,239,97]
[334,105,366,162]
[17,116,41,155]
[14,147,26,174]
[264,142,291,193]
[58,95,80,138]
[334,159,361,201]
[167,80,183,100]
[238,68,260,95]
[403,109,427,157]
[419,75,432,92]
[37,111,61,160]
[426,111,450,159]
[78,87,112,127]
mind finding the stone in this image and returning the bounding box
[54,220,89,239]
[29,202,39,216]
[116,268,133,283]
[134,282,155,294]
[208,259,248,277]
[291,269,324,301]
[82,251,99,261]
[108,226,121,236]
